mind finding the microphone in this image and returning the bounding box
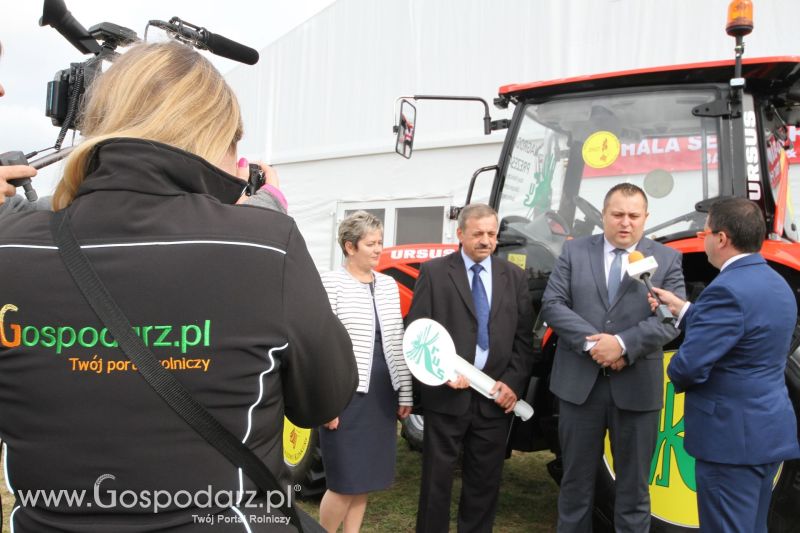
[148,18,259,65]
[627,251,675,324]
[204,32,259,65]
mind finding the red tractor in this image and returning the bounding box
[386,3,800,530]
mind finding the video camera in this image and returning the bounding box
[1,0,262,202]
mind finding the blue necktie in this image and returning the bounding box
[471,264,489,351]
[607,248,625,302]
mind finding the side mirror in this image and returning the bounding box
[394,99,417,159]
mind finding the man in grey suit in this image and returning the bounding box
[541,183,685,532]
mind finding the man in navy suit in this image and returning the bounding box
[653,197,800,533]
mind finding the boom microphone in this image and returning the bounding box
[148,18,259,65]
[204,32,259,65]
[627,251,675,324]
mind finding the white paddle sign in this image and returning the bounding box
[403,318,534,421]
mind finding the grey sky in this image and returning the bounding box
[0,0,334,194]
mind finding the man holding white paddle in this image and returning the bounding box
[406,203,535,533]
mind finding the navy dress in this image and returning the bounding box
[319,285,398,494]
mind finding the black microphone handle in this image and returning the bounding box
[204,32,259,65]
[641,273,676,324]
[640,273,660,301]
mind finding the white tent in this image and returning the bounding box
[227,0,800,270]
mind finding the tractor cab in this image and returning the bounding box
[490,57,800,316]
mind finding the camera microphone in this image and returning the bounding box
[148,18,259,65]
[205,32,259,66]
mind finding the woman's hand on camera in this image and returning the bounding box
[0,165,36,204]
[235,158,285,209]
[256,162,279,188]
[235,158,279,187]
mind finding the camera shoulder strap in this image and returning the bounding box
[49,209,318,532]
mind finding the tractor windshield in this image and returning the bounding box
[495,88,722,268]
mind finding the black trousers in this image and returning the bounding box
[416,394,510,533]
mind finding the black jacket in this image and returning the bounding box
[0,138,357,531]
[405,250,534,418]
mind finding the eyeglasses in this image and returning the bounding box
[696,230,721,239]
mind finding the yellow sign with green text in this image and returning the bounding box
[604,351,698,527]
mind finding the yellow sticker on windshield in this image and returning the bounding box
[582,131,620,169]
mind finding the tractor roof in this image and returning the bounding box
[499,57,800,103]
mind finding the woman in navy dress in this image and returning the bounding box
[319,211,413,532]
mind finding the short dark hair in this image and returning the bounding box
[603,182,648,211]
[457,203,498,231]
[708,197,765,253]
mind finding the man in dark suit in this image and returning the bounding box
[541,183,685,532]
[652,197,800,533]
[407,203,534,533]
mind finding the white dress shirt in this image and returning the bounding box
[584,238,638,354]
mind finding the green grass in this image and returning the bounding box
[0,435,559,532]
[1,471,10,531]
[297,439,559,532]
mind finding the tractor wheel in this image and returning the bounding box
[283,418,326,499]
[766,322,800,532]
[401,413,424,452]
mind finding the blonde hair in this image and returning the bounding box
[338,211,383,255]
[53,41,243,209]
